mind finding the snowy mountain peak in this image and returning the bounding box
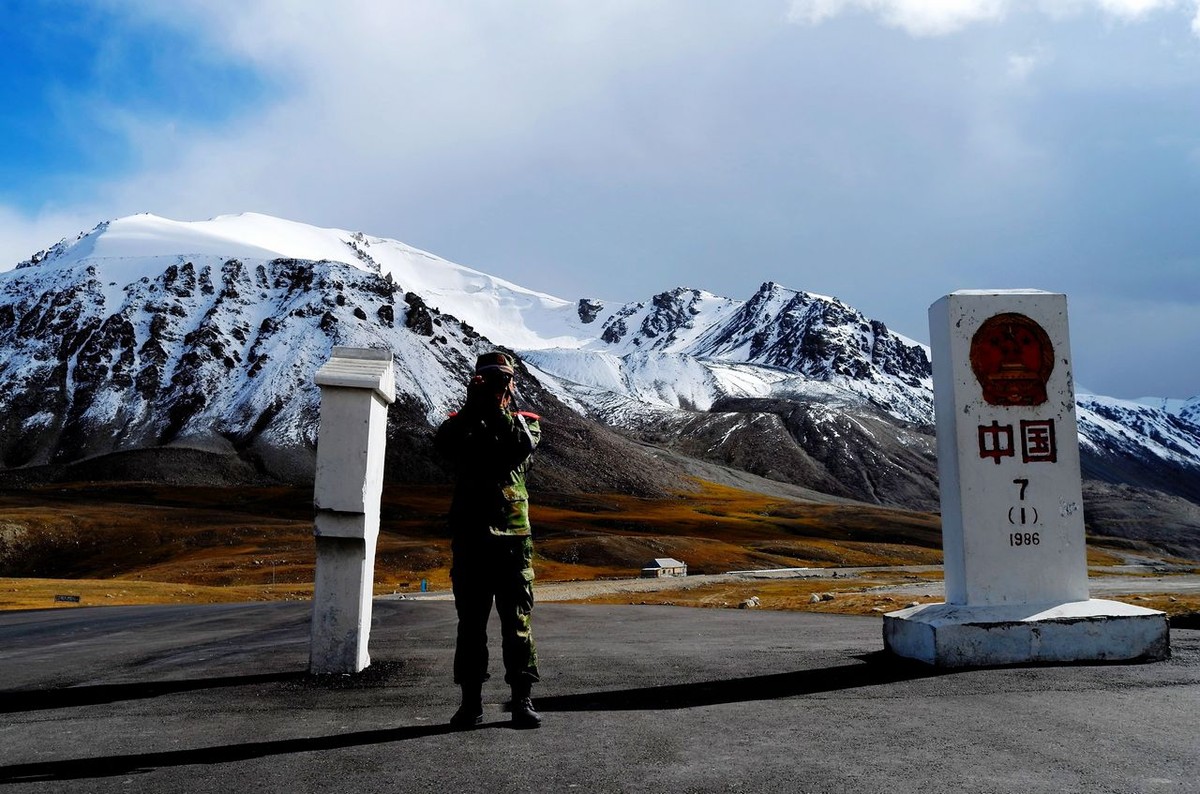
[20,213,376,274]
[595,287,737,351]
[0,211,1195,513]
[2,213,944,438]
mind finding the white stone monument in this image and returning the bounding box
[309,347,396,674]
[884,291,1169,666]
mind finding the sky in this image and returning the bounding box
[2,0,1199,401]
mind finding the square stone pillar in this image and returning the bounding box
[309,347,395,674]
[884,291,1169,666]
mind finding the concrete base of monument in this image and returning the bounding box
[882,598,1170,667]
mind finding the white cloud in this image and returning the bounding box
[788,0,1006,35]
[1007,51,1040,80]
[1093,0,1176,19]
[3,1,801,275]
[788,0,1200,35]
[4,0,1200,399]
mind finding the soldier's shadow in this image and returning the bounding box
[535,652,942,712]
[0,654,940,784]
[0,722,464,785]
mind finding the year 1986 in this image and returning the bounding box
[1009,532,1040,546]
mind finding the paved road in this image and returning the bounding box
[0,600,1197,793]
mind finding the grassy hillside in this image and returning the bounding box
[1,479,1195,618]
[0,479,940,606]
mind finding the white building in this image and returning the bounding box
[641,558,687,578]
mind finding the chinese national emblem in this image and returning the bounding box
[969,313,1054,406]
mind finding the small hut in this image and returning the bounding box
[640,558,687,578]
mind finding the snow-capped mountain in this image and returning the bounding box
[1077,394,1200,501]
[523,281,935,427]
[1,213,1198,531]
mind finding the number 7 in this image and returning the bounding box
[1013,478,1029,500]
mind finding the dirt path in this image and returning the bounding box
[386,564,1200,603]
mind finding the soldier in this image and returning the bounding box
[434,351,543,730]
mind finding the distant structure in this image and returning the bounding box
[641,558,687,578]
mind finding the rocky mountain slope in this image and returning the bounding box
[1,213,1198,552]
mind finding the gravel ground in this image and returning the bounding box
[384,564,1200,604]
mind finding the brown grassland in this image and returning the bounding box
[1,479,1198,619]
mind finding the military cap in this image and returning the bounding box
[475,351,515,375]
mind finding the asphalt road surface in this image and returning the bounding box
[1,600,1197,793]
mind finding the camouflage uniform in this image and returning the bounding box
[434,358,542,689]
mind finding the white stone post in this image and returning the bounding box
[309,347,396,674]
[884,291,1169,666]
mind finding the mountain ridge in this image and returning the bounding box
[2,212,1198,553]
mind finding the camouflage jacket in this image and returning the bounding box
[434,406,541,537]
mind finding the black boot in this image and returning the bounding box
[450,682,483,729]
[510,680,542,729]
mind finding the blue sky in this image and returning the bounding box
[1,1,269,205]
[2,0,1199,400]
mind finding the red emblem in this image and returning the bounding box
[969,313,1054,406]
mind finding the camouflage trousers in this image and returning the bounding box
[450,533,539,686]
